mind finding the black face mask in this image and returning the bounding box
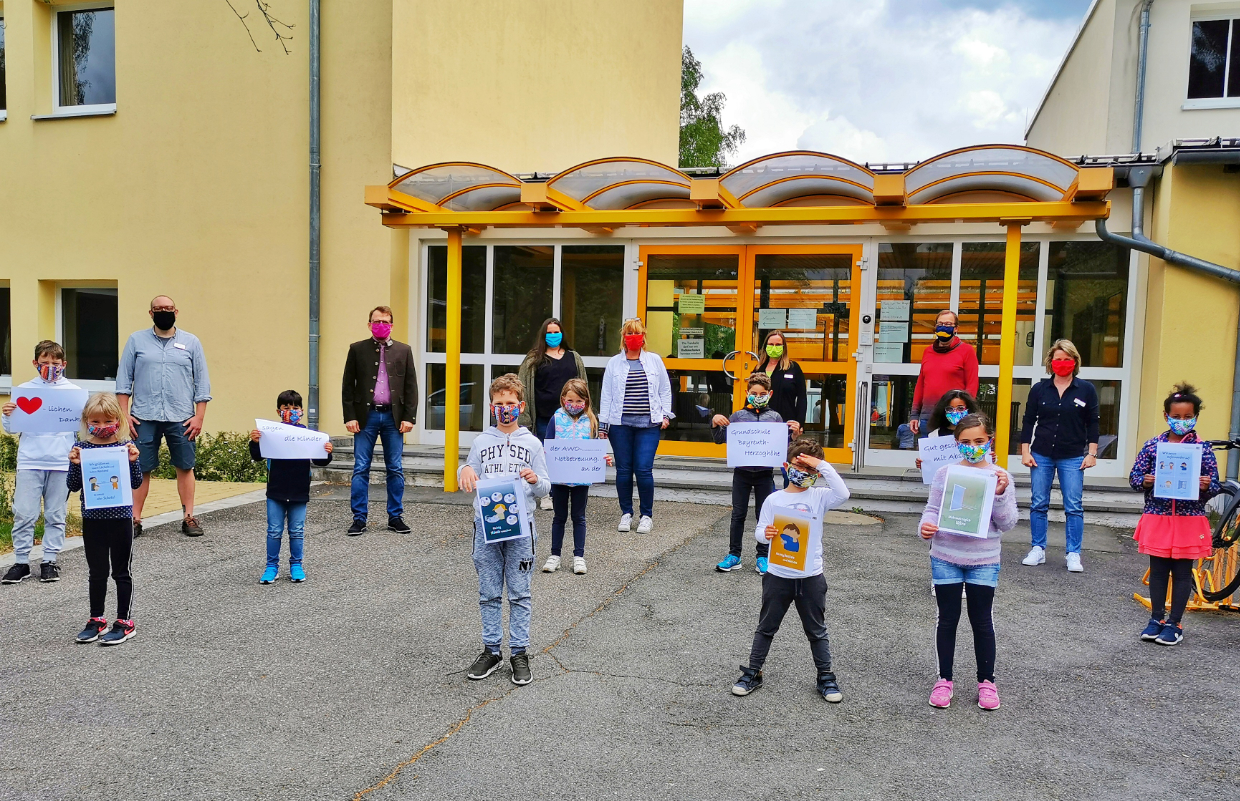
[152,311,176,331]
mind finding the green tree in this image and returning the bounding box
[679,46,746,169]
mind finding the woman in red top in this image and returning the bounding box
[909,311,979,437]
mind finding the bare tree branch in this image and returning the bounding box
[225,0,261,52]
[226,0,294,55]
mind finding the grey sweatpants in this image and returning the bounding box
[12,469,69,564]
[748,572,834,675]
[472,520,536,654]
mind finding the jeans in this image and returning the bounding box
[730,469,773,558]
[83,518,134,620]
[350,409,404,520]
[550,484,589,557]
[473,519,535,654]
[930,556,1001,588]
[609,423,660,518]
[1029,454,1085,553]
[134,418,196,473]
[11,469,69,564]
[748,572,833,675]
[535,417,550,441]
[266,498,307,567]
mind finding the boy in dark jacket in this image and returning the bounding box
[249,390,333,584]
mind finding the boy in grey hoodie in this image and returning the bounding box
[457,373,551,686]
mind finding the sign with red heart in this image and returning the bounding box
[15,397,42,415]
[8,387,89,433]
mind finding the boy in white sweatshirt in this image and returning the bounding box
[1,341,83,584]
[458,373,551,686]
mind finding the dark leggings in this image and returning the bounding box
[935,583,995,683]
[83,518,134,620]
[550,484,589,558]
[1148,555,1195,625]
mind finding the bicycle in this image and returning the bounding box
[1195,439,1240,607]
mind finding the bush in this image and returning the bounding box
[0,434,17,473]
[150,431,267,483]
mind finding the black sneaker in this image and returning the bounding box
[388,516,411,534]
[133,521,143,538]
[75,617,109,643]
[347,519,367,536]
[467,650,503,680]
[39,562,61,583]
[510,653,532,685]
[2,563,31,584]
[818,672,843,703]
[99,619,136,646]
[732,666,763,696]
[182,516,204,537]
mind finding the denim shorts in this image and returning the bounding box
[930,556,1000,587]
[135,418,196,473]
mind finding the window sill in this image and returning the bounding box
[0,111,7,123]
[1182,98,1240,110]
[31,105,117,121]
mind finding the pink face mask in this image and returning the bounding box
[371,321,392,340]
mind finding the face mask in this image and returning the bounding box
[747,394,770,409]
[935,325,956,340]
[564,401,586,417]
[545,332,563,348]
[957,440,990,463]
[623,334,645,352]
[1167,416,1197,436]
[88,422,120,439]
[152,311,176,331]
[371,321,392,341]
[784,463,818,488]
[1050,358,1075,376]
[37,364,65,382]
[280,408,302,425]
[945,408,968,425]
[765,344,784,359]
[492,404,521,425]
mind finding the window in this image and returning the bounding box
[1188,17,1240,100]
[492,246,553,354]
[426,245,486,354]
[560,246,624,357]
[1043,242,1129,368]
[1,15,8,116]
[958,242,1039,366]
[875,243,953,363]
[0,287,10,376]
[55,7,116,110]
[425,364,485,432]
[61,287,117,381]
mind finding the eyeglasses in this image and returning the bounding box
[151,306,175,313]
[623,317,643,324]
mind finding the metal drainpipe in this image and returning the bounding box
[1133,0,1154,152]
[308,0,322,430]
[1095,165,1240,478]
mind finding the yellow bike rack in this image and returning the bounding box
[1134,545,1240,613]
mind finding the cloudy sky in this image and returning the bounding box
[683,0,1094,166]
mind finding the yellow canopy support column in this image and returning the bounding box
[443,228,463,492]
[994,221,1027,468]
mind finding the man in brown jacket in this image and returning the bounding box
[342,306,418,536]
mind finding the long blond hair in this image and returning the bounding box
[560,378,599,437]
[79,392,132,442]
[758,330,791,372]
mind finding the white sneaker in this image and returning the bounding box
[1066,552,1084,573]
[573,557,587,575]
[540,496,554,511]
[636,516,654,534]
[542,555,561,573]
[617,514,632,532]
[1021,546,1046,566]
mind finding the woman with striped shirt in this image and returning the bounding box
[599,318,673,534]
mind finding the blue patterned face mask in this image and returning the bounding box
[492,404,521,425]
[783,463,818,488]
[1167,416,1197,436]
[957,440,990,463]
[945,408,968,425]
[747,393,770,409]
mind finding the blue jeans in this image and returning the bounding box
[473,519,535,654]
[266,498,307,567]
[609,423,660,518]
[551,484,589,557]
[350,409,404,520]
[930,556,1001,587]
[1029,454,1085,553]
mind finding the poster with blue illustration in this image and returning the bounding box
[1154,441,1202,501]
[476,477,532,543]
[81,446,133,511]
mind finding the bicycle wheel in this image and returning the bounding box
[1210,481,1240,549]
[1199,543,1240,604]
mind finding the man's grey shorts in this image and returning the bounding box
[135,418,196,473]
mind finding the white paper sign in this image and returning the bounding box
[81,446,134,510]
[873,342,904,363]
[1154,441,1203,501]
[936,466,997,538]
[882,299,911,322]
[255,419,330,459]
[758,308,787,329]
[544,439,609,484]
[919,436,964,484]
[7,387,89,433]
[786,308,819,330]
[676,293,706,315]
[726,422,788,468]
[878,322,909,343]
[476,477,532,543]
[677,339,705,359]
[678,327,705,337]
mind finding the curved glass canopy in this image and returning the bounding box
[721,152,875,206]
[389,162,521,207]
[904,145,1078,203]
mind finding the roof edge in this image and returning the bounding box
[1024,0,1104,141]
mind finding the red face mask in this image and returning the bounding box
[623,334,645,352]
[1050,358,1075,376]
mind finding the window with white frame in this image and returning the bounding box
[1188,16,1240,100]
[0,286,11,377]
[61,287,117,383]
[54,5,115,112]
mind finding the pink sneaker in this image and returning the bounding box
[977,680,1001,710]
[928,679,953,708]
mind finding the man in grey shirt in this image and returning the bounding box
[117,295,212,537]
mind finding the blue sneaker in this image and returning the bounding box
[756,556,769,575]
[1155,622,1183,646]
[716,554,742,572]
[731,666,763,696]
[1140,618,1164,642]
[260,565,278,584]
[289,564,306,583]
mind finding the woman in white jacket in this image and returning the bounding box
[599,318,673,534]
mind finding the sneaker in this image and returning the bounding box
[99,619,137,646]
[2,563,30,584]
[716,554,742,572]
[1140,618,1165,642]
[929,678,954,708]
[732,666,763,696]
[510,653,533,685]
[1155,622,1184,646]
[133,521,143,538]
[39,562,61,583]
[977,680,1001,710]
[572,556,587,575]
[542,555,562,573]
[1021,546,1046,566]
[755,556,769,575]
[182,516,204,537]
[817,672,843,703]
[260,565,278,584]
[75,617,109,643]
[467,650,503,680]
[617,514,632,533]
[289,564,306,583]
[347,519,367,536]
[540,496,554,511]
[636,516,653,534]
[1066,552,1084,573]
[387,516,411,534]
